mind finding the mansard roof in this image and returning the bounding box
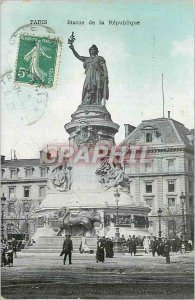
[121,117,193,148]
[1,158,42,168]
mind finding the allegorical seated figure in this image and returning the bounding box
[69,43,109,105]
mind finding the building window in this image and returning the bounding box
[10,169,17,179]
[1,169,5,179]
[145,162,152,173]
[134,215,146,228]
[25,168,33,178]
[189,196,193,208]
[168,180,175,192]
[9,187,15,199]
[7,223,15,234]
[24,187,30,198]
[145,198,153,207]
[23,202,30,213]
[145,182,152,193]
[8,202,15,213]
[40,168,47,178]
[38,217,45,228]
[145,133,153,143]
[39,186,46,198]
[188,159,193,173]
[168,197,175,207]
[167,159,175,172]
[189,180,193,194]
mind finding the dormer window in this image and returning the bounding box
[141,125,160,144]
[10,168,19,179]
[24,167,34,178]
[146,133,153,143]
[40,167,48,178]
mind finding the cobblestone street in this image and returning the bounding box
[1,251,194,299]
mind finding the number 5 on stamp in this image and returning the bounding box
[15,34,62,88]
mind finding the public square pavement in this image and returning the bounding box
[1,251,194,299]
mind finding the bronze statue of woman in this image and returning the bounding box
[69,43,109,105]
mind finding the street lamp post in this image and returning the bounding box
[157,208,163,238]
[25,217,29,241]
[180,191,186,254]
[1,193,6,241]
[113,189,121,252]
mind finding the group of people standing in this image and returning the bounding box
[1,238,18,267]
[121,234,192,264]
[61,235,114,265]
[150,236,171,263]
[96,237,114,263]
[1,238,36,267]
[123,235,137,256]
[60,234,193,266]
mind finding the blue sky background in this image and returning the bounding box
[1,0,194,158]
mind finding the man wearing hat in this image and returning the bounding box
[61,234,73,265]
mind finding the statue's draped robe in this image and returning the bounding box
[82,56,109,104]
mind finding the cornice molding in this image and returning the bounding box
[1,178,48,184]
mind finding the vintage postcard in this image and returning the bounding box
[1,0,194,299]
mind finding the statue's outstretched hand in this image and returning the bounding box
[69,44,74,50]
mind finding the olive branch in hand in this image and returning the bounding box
[68,32,75,45]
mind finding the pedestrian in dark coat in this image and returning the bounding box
[121,235,126,250]
[1,247,7,267]
[126,236,132,254]
[96,238,105,262]
[61,235,73,265]
[163,238,171,264]
[131,235,137,256]
[105,238,114,258]
[101,236,107,248]
[157,238,164,256]
[12,238,17,258]
[150,237,157,257]
[105,238,109,258]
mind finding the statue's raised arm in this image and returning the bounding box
[68,33,109,105]
[69,44,86,62]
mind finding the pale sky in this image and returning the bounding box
[0,0,194,159]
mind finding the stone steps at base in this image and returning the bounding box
[23,236,147,254]
[32,237,97,248]
[32,244,97,248]
[21,249,93,254]
[22,247,146,254]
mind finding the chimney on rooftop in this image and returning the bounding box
[168,111,170,118]
[124,124,136,138]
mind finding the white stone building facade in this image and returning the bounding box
[121,117,194,239]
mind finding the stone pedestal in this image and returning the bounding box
[33,104,151,240]
[65,104,119,147]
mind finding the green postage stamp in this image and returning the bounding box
[15,34,62,88]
